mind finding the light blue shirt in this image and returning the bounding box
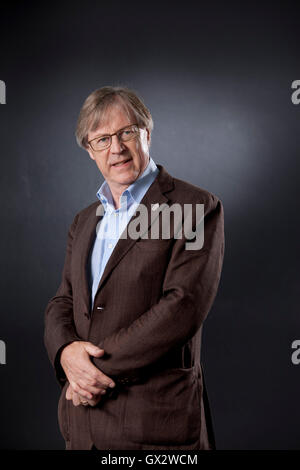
[89,157,159,309]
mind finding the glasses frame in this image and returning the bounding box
[87,123,140,151]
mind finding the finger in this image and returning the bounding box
[68,370,105,395]
[67,357,115,392]
[96,372,116,389]
[77,379,108,395]
[87,396,102,407]
[84,343,104,358]
[78,393,96,407]
[77,362,115,390]
[66,384,73,400]
[83,363,116,389]
[87,392,104,407]
[72,383,93,400]
[72,392,81,407]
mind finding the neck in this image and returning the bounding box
[109,184,130,210]
[107,156,150,209]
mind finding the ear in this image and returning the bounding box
[146,128,151,147]
[87,146,96,161]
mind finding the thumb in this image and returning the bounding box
[84,342,104,357]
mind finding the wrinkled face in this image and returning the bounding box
[87,103,150,191]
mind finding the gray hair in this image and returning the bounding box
[75,86,154,149]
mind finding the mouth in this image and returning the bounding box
[111,158,132,168]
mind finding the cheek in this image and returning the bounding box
[131,140,146,159]
[95,156,109,175]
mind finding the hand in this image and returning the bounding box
[60,341,116,400]
[66,383,103,407]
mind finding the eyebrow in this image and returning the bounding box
[94,124,133,139]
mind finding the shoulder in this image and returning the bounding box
[168,173,222,215]
[69,200,100,230]
[75,200,100,219]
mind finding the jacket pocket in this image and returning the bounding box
[123,366,201,447]
[135,238,171,251]
[57,382,70,443]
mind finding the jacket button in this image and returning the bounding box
[119,377,129,384]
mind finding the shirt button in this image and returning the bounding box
[108,243,113,248]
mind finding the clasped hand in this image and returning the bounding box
[60,341,116,407]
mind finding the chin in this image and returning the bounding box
[119,168,139,181]
[118,176,136,185]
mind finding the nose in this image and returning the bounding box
[110,134,125,153]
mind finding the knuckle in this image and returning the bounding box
[91,371,100,380]
[78,380,87,389]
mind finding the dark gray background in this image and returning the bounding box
[0,0,299,449]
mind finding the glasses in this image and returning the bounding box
[88,123,140,151]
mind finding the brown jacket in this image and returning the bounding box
[44,164,225,450]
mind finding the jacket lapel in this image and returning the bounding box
[78,207,103,313]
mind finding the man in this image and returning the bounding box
[44,86,225,450]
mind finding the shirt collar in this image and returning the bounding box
[96,157,157,213]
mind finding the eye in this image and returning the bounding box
[97,136,109,144]
[120,128,133,138]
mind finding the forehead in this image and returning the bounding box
[89,102,135,139]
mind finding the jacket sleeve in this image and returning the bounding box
[92,195,225,383]
[44,213,82,387]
